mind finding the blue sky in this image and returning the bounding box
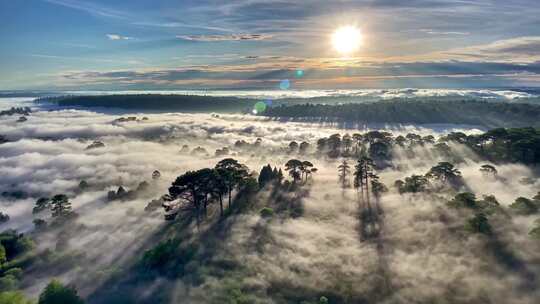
[2,0,540,90]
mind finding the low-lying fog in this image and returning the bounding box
[0,98,539,303]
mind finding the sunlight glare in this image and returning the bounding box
[332,26,362,55]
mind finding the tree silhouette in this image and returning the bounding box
[215,158,249,208]
[50,195,72,218]
[285,159,303,184]
[479,164,497,178]
[301,161,315,182]
[354,156,375,203]
[426,162,462,186]
[33,197,51,214]
[38,279,84,304]
[337,160,351,189]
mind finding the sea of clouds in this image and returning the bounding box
[0,97,539,303]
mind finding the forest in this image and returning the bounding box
[1,108,539,303]
[263,99,540,127]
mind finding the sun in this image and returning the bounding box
[332,26,362,55]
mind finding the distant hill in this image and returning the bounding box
[263,99,540,128]
[40,94,257,113]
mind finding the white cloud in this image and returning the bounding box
[106,33,133,41]
[177,33,272,42]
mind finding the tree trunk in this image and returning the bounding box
[228,188,232,209]
[219,195,223,217]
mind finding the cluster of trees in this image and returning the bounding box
[46,94,257,113]
[395,162,464,193]
[0,279,84,304]
[313,132,394,161]
[112,116,148,123]
[258,165,284,188]
[85,141,105,150]
[264,99,540,127]
[0,107,31,117]
[0,230,34,293]
[107,181,150,202]
[442,190,540,236]
[277,128,540,167]
[457,128,540,164]
[163,158,252,220]
[32,194,77,228]
[447,192,505,235]
[159,158,318,222]
[509,192,540,215]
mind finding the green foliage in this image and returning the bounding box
[259,207,274,218]
[3,268,23,279]
[0,245,5,265]
[0,275,18,292]
[0,291,32,304]
[141,239,195,276]
[48,94,256,113]
[0,230,34,261]
[265,100,540,129]
[33,197,51,214]
[319,296,329,304]
[465,213,492,235]
[50,194,71,218]
[396,175,429,194]
[509,197,539,215]
[447,192,477,209]
[38,279,84,304]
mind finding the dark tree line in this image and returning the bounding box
[264,99,540,128]
[160,158,317,223]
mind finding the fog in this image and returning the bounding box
[0,99,539,303]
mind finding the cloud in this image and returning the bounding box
[420,29,470,35]
[43,0,127,19]
[176,33,272,42]
[106,34,133,41]
[1,101,539,302]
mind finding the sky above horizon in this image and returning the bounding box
[2,0,540,90]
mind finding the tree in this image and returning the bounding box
[352,133,363,154]
[0,244,5,265]
[301,161,315,182]
[337,160,351,189]
[50,194,72,218]
[342,134,352,155]
[327,134,341,158]
[479,164,497,178]
[168,170,208,221]
[0,213,8,224]
[258,165,274,188]
[152,170,161,180]
[288,141,299,153]
[33,197,51,214]
[396,175,429,194]
[509,197,539,215]
[447,192,477,209]
[370,176,388,198]
[215,158,249,208]
[78,180,89,191]
[299,141,310,154]
[354,156,375,203]
[426,162,462,186]
[368,141,390,160]
[285,159,303,184]
[465,213,491,235]
[0,291,32,304]
[38,279,84,304]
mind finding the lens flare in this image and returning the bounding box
[279,79,290,90]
